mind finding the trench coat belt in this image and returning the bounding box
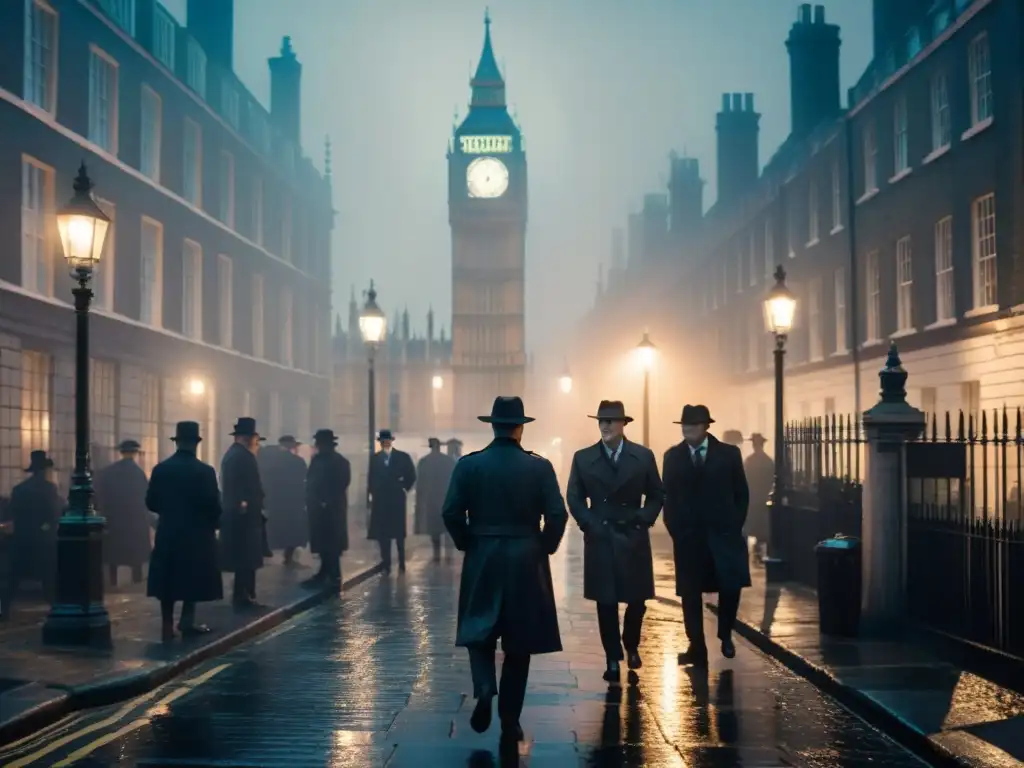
[469,524,539,538]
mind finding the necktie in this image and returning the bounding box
[693,448,704,467]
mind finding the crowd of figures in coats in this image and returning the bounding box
[437,395,775,751]
[0,416,466,640]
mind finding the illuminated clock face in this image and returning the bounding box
[466,157,509,199]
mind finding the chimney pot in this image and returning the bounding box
[721,93,730,111]
[814,5,825,23]
[732,93,742,111]
[744,93,754,111]
[799,3,811,23]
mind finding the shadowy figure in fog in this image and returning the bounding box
[743,434,774,564]
[261,435,309,567]
[95,439,151,587]
[146,422,222,640]
[220,417,267,608]
[415,437,456,563]
[6,450,61,600]
[368,429,416,574]
[303,429,350,591]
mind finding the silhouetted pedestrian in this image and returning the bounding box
[220,417,267,608]
[414,437,456,562]
[304,429,350,591]
[95,439,151,587]
[367,429,416,574]
[7,451,61,600]
[261,435,308,566]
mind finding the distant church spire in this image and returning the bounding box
[470,9,505,107]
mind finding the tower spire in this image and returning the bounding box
[470,10,505,107]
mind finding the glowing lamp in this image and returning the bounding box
[57,163,110,277]
[358,280,386,345]
[764,265,797,336]
[187,377,206,397]
[635,331,657,371]
[432,375,444,390]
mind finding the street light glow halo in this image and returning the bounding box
[432,375,444,390]
[764,265,797,335]
[359,280,387,345]
[635,331,657,371]
[57,163,111,276]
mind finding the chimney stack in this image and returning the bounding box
[668,153,703,240]
[715,92,760,208]
[186,0,234,70]
[269,36,303,144]
[786,4,841,140]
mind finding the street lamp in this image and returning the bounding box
[763,264,796,575]
[186,377,206,397]
[432,375,444,390]
[635,331,657,448]
[359,280,386,509]
[559,359,572,394]
[43,163,112,647]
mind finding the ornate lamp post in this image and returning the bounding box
[763,265,797,574]
[635,331,657,448]
[358,281,386,509]
[43,163,112,647]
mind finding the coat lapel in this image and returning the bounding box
[587,439,645,495]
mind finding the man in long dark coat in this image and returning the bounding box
[663,404,750,666]
[303,429,350,591]
[261,435,308,566]
[415,437,456,562]
[220,417,266,608]
[368,429,416,574]
[443,396,567,747]
[146,422,223,640]
[567,400,664,684]
[95,439,151,587]
[7,451,61,599]
[743,434,774,563]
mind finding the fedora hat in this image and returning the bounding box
[117,439,142,453]
[588,400,633,424]
[278,435,301,447]
[722,429,744,445]
[377,429,395,442]
[478,396,535,425]
[230,417,266,440]
[24,450,54,472]
[170,421,202,443]
[674,404,716,426]
[313,429,338,445]
[750,433,768,445]
[427,437,441,448]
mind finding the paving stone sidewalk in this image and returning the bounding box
[0,519,396,745]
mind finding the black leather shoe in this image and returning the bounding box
[677,648,708,667]
[602,661,621,683]
[178,624,212,636]
[500,721,524,743]
[721,638,736,659]
[626,651,642,670]
[470,694,494,733]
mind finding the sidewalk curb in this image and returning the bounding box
[701,599,969,768]
[0,561,384,747]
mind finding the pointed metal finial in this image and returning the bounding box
[73,162,94,195]
[878,340,908,404]
[484,7,491,27]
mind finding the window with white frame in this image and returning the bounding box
[896,236,913,331]
[140,85,161,182]
[152,5,175,70]
[747,310,760,371]
[139,372,160,474]
[252,175,264,245]
[98,0,134,34]
[281,199,292,262]
[831,160,842,230]
[182,240,202,340]
[930,72,950,151]
[93,199,115,311]
[748,231,757,287]
[968,33,992,127]
[218,255,233,348]
[185,38,206,98]
[221,77,240,128]
[972,193,997,309]
[88,47,119,154]
[808,179,819,243]
[764,218,773,277]
[24,0,58,114]
[808,277,823,360]
[20,350,52,477]
[89,358,116,462]
[252,274,265,357]
[834,268,847,352]
[893,96,908,174]
[934,216,954,322]
[21,156,54,297]
[866,250,881,341]
[862,121,877,194]
[219,151,234,227]
[280,288,294,366]
[140,217,163,326]
[183,118,202,206]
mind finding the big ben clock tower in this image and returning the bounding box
[448,12,527,431]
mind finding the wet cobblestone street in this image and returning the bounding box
[1,531,933,766]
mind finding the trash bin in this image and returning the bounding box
[815,534,861,637]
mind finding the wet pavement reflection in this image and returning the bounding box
[2,531,933,766]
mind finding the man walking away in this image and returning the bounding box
[262,435,309,567]
[663,405,750,666]
[220,417,267,608]
[446,438,464,461]
[7,451,61,600]
[368,429,416,574]
[146,422,223,641]
[304,429,351,591]
[743,434,774,564]
[567,400,664,685]
[443,396,567,748]
[95,439,151,587]
[414,437,456,563]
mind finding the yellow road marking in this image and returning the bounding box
[7,663,230,767]
[0,713,82,753]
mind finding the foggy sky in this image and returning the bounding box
[163,0,871,359]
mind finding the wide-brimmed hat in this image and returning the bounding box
[750,433,768,445]
[313,429,338,445]
[722,429,744,445]
[117,439,142,453]
[674,404,716,426]
[230,417,266,440]
[478,396,535,425]
[588,400,633,424]
[427,437,441,448]
[378,429,395,442]
[278,435,301,447]
[170,421,202,443]
[24,450,54,472]
[446,438,464,448]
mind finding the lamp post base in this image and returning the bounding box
[41,514,111,648]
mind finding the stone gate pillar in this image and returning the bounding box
[860,342,925,632]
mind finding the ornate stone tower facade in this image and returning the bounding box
[447,13,527,430]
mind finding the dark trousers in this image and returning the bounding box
[318,551,342,581]
[378,539,406,570]
[681,587,741,654]
[233,569,257,602]
[283,546,297,563]
[108,564,144,586]
[430,533,453,560]
[596,602,646,660]
[160,599,196,628]
[468,635,531,727]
